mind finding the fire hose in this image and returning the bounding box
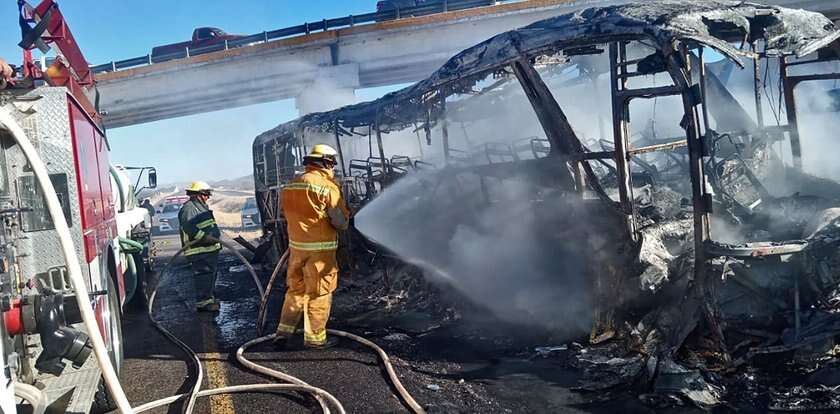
[146,236,425,414]
[256,248,289,335]
[13,383,47,414]
[144,238,340,414]
[255,248,425,413]
[1,107,424,413]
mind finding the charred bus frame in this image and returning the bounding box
[254,0,840,350]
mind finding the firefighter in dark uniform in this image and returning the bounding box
[178,181,222,312]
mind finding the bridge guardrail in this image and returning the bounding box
[91,0,519,74]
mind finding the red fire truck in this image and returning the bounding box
[0,1,153,412]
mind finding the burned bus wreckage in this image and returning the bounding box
[253,1,840,410]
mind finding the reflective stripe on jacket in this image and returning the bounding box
[178,198,222,256]
[282,166,349,252]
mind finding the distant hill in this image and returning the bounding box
[138,174,254,203]
[211,174,254,191]
[151,174,254,192]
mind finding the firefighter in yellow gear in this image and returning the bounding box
[179,181,223,312]
[275,144,349,349]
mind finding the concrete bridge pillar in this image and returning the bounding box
[295,63,360,115]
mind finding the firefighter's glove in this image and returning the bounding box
[0,59,12,89]
[328,207,349,231]
[0,59,11,82]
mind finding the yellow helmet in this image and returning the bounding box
[186,181,213,194]
[305,144,338,162]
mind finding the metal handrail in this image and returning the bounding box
[91,0,512,74]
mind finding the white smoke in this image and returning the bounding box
[708,58,840,183]
[794,77,840,183]
[355,169,596,336]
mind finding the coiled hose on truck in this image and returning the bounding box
[1,108,424,414]
[118,237,144,305]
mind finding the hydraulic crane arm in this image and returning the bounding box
[18,0,99,123]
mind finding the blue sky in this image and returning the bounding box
[0,1,400,184]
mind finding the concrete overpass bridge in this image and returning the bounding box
[95,0,840,129]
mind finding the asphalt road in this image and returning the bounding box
[117,234,450,414]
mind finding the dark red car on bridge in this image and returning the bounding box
[151,27,243,62]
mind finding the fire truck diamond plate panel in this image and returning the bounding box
[11,88,91,290]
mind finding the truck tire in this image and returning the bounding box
[90,379,117,414]
[126,252,148,313]
[106,274,124,368]
[90,275,124,413]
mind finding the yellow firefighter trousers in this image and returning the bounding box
[276,248,339,345]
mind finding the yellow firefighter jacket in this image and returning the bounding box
[281,165,349,251]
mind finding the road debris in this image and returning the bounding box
[384,333,412,341]
[534,345,568,357]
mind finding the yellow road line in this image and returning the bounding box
[201,321,236,413]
